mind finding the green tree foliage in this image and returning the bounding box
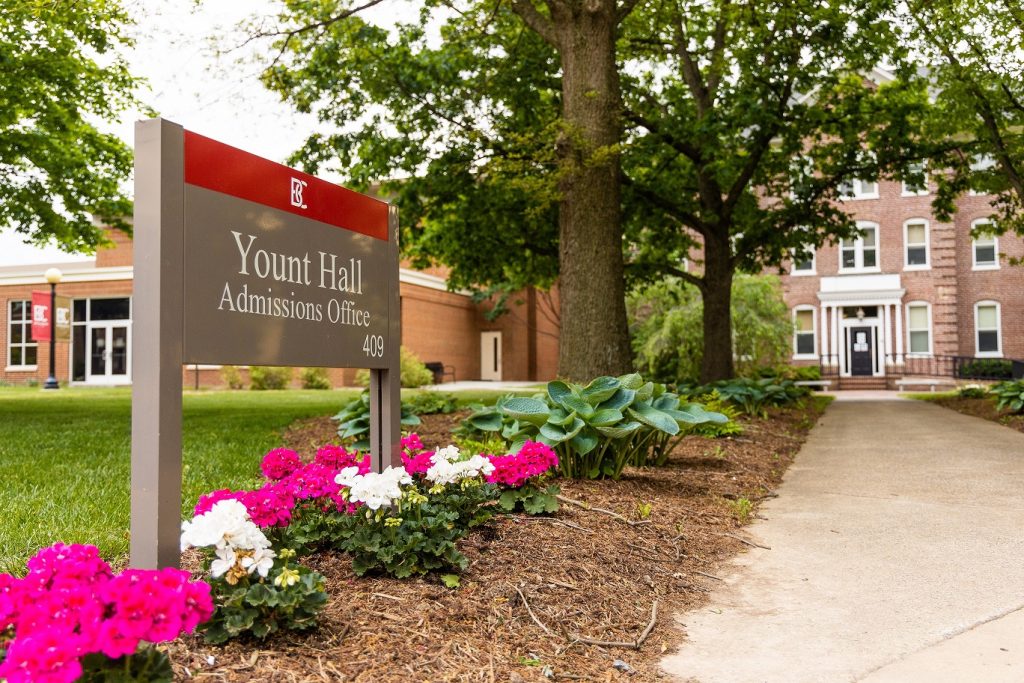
[897,0,1024,242]
[0,1,139,251]
[255,0,931,382]
[629,275,792,385]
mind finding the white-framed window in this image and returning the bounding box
[838,178,879,200]
[905,302,932,356]
[840,222,880,272]
[7,300,38,369]
[791,244,816,276]
[903,219,930,269]
[972,218,999,270]
[975,301,1002,357]
[901,162,929,196]
[793,306,817,358]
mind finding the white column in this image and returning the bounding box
[830,305,840,363]
[883,303,893,362]
[820,306,829,361]
[895,301,904,359]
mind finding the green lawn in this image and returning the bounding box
[0,385,524,574]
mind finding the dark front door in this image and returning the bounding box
[850,327,874,376]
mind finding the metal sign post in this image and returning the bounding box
[131,118,401,569]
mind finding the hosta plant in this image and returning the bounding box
[181,499,328,644]
[493,374,727,479]
[333,391,421,450]
[991,380,1024,413]
[683,377,808,418]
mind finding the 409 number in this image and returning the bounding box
[363,334,384,357]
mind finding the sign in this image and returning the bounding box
[131,119,401,569]
[30,292,71,342]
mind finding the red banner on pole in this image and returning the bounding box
[30,291,51,342]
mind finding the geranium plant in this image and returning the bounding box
[181,499,328,644]
[0,543,212,683]
[486,441,561,514]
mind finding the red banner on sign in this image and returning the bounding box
[30,291,51,342]
[183,131,389,241]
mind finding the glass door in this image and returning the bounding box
[86,323,131,384]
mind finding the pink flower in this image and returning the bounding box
[486,441,559,488]
[401,449,436,476]
[401,433,425,454]
[194,488,245,516]
[260,448,302,480]
[240,482,296,528]
[0,626,83,683]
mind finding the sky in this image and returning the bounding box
[0,0,415,267]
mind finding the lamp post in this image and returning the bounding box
[43,267,62,390]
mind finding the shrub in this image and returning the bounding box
[757,364,821,382]
[180,500,328,643]
[959,358,1013,380]
[629,274,792,384]
[354,346,435,388]
[221,364,245,389]
[957,383,988,399]
[300,367,332,390]
[250,366,293,390]
[991,380,1024,413]
[406,391,459,415]
[333,391,421,450]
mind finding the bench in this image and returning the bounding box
[894,378,957,392]
[424,362,456,384]
[794,380,833,390]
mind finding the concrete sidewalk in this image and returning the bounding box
[662,399,1024,682]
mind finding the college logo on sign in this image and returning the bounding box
[290,177,308,209]
[33,303,48,324]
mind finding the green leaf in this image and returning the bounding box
[628,404,680,435]
[570,428,600,455]
[557,393,596,419]
[595,421,642,439]
[598,388,636,411]
[618,373,644,390]
[635,382,656,403]
[502,397,550,426]
[441,574,461,588]
[589,408,624,426]
[469,413,504,431]
[547,380,573,405]
[580,376,621,403]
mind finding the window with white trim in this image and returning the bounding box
[904,220,929,269]
[838,178,879,200]
[972,219,999,269]
[791,245,815,275]
[7,300,38,368]
[905,303,932,356]
[793,307,817,358]
[840,222,879,272]
[901,162,929,196]
[975,301,1001,356]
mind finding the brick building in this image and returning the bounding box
[780,177,1024,387]
[0,230,559,387]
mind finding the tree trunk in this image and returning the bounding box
[551,2,633,382]
[700,240,735,383]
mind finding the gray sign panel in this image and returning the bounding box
[183,186,391,368]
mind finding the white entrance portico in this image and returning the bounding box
[817,274,905,377]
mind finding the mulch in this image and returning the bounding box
[924,396,1024,434]
[167,399,829,682]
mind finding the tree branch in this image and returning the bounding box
[509,0,559,48]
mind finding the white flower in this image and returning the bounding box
[338,466,411,510]
[209,546,237,579]
[180,499,271,553]
[432,445,461,463]
[425,454,495,485]
[240,546,277,578]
